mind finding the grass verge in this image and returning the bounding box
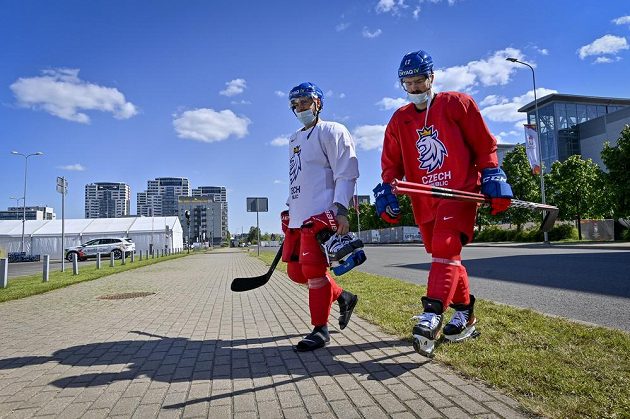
[0,253,189,303]
[255,251,630,419]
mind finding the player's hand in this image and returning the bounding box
[336,214,350,235]
[481,168,514,215]
[373,183,401,224]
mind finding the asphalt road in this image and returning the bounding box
[259,243,630,332]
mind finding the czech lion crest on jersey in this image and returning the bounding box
[289,145,302,184]
[416,126,447,173]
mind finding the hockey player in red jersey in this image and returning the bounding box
[373,50,513,357]
[282,82,361,352]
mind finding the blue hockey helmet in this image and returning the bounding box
[398,50,434,80]
[289,82,324,111]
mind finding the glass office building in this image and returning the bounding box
[518,94,630,171]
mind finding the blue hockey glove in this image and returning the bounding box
[481,168,514,215]
[332,249,367,276]
[373,183,401,224]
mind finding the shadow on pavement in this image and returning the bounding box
[393,251,630,298]
[0,330,421,409]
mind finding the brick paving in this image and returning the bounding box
[0,249,531,418]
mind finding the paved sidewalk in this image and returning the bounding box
[0,249,530,418]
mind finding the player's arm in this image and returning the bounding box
[456,94,513,214]
[325,125,359,235]
[374,119,404,223]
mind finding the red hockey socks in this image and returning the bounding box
[307,272,342,326]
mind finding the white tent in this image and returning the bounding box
[0,217,183,258]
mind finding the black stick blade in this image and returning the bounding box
[231,273,272,292]
[540,208,560,233]
[231,243,284,293]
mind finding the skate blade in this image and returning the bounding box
[443,325,480,343]
[412,334,439,358]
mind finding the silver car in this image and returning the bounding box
[65,237,135,261]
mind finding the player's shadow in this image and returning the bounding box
[395,252,630,298]
[0,330,421,409]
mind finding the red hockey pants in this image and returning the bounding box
[282,228,343,326]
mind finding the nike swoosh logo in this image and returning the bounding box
[302,252,309,256]
[443,216,454,221]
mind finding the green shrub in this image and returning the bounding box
[622,228,630,241]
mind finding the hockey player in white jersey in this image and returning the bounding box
[281,82,363,352]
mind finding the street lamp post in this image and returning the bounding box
[506,58,549,243]
[185,210,191,254]
[10,151,44,253]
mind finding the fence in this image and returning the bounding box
[357,226,422,244]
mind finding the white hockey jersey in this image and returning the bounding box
[287,120,359,228]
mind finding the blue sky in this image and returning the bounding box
[2,0,629,234]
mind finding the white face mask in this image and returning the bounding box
[408,90,431,105]
[296,109,317,126]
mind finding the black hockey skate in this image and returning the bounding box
[294,326,330,352]
[443,295,480,342]
[337,290,358,330]
[412,298,444,358]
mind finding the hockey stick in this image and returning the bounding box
[391,179,559,232]
[231,243,284,292]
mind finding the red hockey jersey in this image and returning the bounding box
[381,91,498,226]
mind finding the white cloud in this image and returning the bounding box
[376,97,407,110]
[173,108,250,143]
[270,135,290,146]
[219,78,247,96]
[494,130,520,144]
[433,65,477,92]
[274,90,285,97]
[10,68,137,124]
[433,48,525,92]
[57,164,86,171]
[273,179,285,184]
[612,16,630,25]
[339,93,346,99]
[352,125,386,151]
[376,0,404,14]
[378,0,456,16]
[479,95,506,107]
[594,56,622,64]
[336,22,351,31]
[362,27,382,38]
[231,99,252,105]
[480,88,558,124]
[578,35,628,59]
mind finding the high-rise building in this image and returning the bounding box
[0,206,56,220]
[178,196,222,246]
[85,182,131,218]
[193,186,228,240]
[137,177,190,217]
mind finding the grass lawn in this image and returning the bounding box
[255,252,630,419]
[0,252,190,303]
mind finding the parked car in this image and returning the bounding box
[65,237,135,261]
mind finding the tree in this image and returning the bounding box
[601,124,630,218]
[247,226,260,244]
[545,155,611,239]
[500,145,540,230]
[348,194,417,232]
